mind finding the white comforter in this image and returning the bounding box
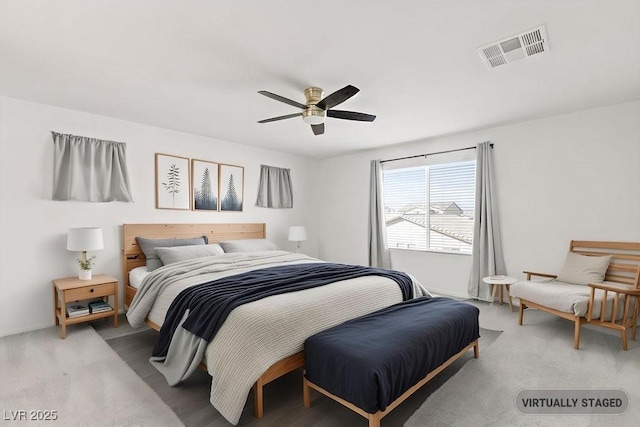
[126,251,427,425]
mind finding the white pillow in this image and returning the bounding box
[136,235,208,271]
[218,239,279,253]
[556,252,611,285]
[155,244,225,265]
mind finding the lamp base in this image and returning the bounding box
[79,270,92,280]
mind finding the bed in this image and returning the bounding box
[122,223,429,425]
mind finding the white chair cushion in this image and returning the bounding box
[511,280,629,320]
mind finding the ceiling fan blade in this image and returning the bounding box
[327,110,376,122]
[258,91,307,109]
[258,113,302,123]
[316,85,360,110]
[311,123,325,135]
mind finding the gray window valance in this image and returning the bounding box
[52,131,133,202]
[256,164,293,208]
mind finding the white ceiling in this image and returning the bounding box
[1,1,639,159]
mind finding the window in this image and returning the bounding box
[382,152,476,254]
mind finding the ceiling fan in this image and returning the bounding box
[257,85,376,135]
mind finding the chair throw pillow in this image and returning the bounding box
[556,252,611,285]
[136,236,208,271]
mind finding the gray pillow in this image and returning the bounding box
[218,238,279,253]
[156,244,224,266]
[136,236,208,271]
[556,252,611,285]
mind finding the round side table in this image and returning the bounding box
[482,275,518,312]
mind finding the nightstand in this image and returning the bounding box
[52,274,119,338]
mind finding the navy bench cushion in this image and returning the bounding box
[304,297,480,414]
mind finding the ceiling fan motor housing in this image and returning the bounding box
[303,87,325,124]
[304,87,323,104]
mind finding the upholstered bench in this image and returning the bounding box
[303,297,479,427]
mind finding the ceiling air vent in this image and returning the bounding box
[477,25,548,69]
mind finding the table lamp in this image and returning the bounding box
[67,227,104,280]
[288,226,307,252]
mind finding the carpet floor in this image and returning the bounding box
[0,325,182,426]
[105,325,501,426]
[405,304,640,427]
[16,299,633,426]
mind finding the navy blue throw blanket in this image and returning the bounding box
[152,262,414,357]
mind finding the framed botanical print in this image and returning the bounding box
[219,163,244,212]
[155,153,190,210]
[191,159,219,211]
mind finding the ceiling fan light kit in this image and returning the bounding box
[302,109,324,125]
[302,87,325,125]
[258,84,376,135]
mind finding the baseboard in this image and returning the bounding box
[0,320,58,339]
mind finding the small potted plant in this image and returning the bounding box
[78,255,96,280]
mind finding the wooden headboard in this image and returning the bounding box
[122,223,266,288]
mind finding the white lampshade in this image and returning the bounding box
[67,227,104,252]
[288,226,307,242]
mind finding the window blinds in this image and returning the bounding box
[382,153,476,254]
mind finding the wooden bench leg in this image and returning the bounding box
[367,412,381,427]
[574,317,581,350]
[303,375,311,408]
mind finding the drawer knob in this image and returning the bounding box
[90,288,94,293]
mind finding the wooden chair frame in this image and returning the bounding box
[518,240,640,350]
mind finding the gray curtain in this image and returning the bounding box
[468,142,506,300]
[368,160,391,268]
[255,164,293,208]
[52,132,133,202]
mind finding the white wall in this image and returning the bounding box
[317,101,640,298]
[2,97,638,336]
[0,95,318,337]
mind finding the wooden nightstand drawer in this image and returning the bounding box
[53,274,119,339]
[65,282,115,300]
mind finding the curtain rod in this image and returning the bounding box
[380,142,493,164]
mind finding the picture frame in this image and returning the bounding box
[191,159,219,211]
[155,153,190,210]
[219,163,244,212]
